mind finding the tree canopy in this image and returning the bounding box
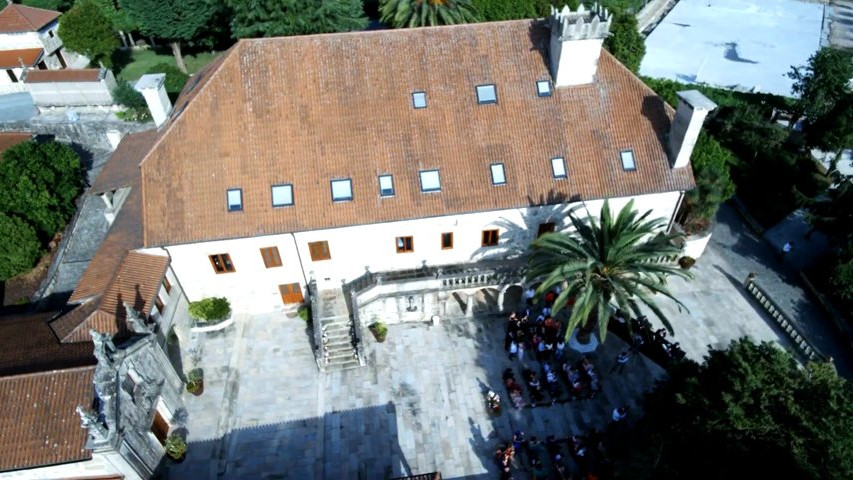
[379,0,480,28]
[227,0,367,38]
[604,12,645,73]
[117,0,219,72]
[613,339,853,479]
[789,48,853,123]
[18,0,74,12]
[526,200,689,342]
[0,213,43,281]
[58,0,120,67]
[678,132,735,232]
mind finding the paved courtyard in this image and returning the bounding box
[166,311,665,479]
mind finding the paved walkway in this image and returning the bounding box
[167,313,664,479]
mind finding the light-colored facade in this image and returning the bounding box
[153,192,681,313]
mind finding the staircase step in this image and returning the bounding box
[326,359,362,371]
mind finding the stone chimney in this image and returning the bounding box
[134,73,172,128]
[549,3,612,88]
[668,90,717,169]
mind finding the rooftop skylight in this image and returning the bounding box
[476,84,497,105]
[620,150,636,171]
[331,178,353,201]
[419,169,441,193]
[412,91,427,109]
[227,188,243,212]
[271,184,293,207]
[537,80,552,97]
[551,157,567,179]
[490,163,506,185]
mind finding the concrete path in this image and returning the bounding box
[166,312,664,479]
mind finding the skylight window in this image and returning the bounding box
[537,80,552,97]
[620,150,636,171]
[476,84,497,105]
[271,184,293,207]
[226,188,242,212]
[551,157,567,179]
[330,178,353,202]
[419,169,441,193]
[490,163,506,185]
[412,91,427,109]
[379,174,395,197]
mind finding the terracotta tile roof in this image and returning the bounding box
[139,21,693,247]
[0,4,60,33]
[0,132,31,159]
[89,129,157,195]
[0,311,94,377]
[0,367,94,472]
[24,68,102,84]
[0,47,43,68]
[48,301,100,343]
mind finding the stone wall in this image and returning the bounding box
[0,118,151,151]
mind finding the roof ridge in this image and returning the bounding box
[138,45,240,248]
[3,3,60,30]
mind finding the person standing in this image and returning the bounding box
[524,286,536,307]
[778,241,794,261]
[610,351,630,374]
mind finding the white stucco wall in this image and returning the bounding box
[0,32,42,50]
[146,191,681,314]
[0,451,138,480]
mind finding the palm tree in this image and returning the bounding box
[526,200,690,344]
[379,0,480,28]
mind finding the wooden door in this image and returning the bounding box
[151,409,169,445]
[279,283,304,304]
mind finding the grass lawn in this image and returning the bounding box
[115,48,223,84]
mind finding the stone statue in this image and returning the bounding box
[125,302,155,335]
[90,329,116,365]
[76,406,109,443]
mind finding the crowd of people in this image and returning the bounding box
[495,429,611,480]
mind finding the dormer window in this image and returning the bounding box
[419,169,441,193]
[551,157,567,179]
[412,91,427,109]
[226,188,242,212]
[476,84,497,105]
[620,150,636,171]
[537,80,552,97]
[490,163,506,186]
[271,184,293,207]
[330,178,353,202]
[379,174,395,197]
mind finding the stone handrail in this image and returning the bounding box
[307,280,326,372]
[347,288,366,367]
[743,274,826,362]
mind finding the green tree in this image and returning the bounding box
[112,80,151,122]
[804,92,853,152]
[227,0,366,39]
[0,213,43,281]
[526,200,689,343]
[58,0,120,67]
[117,0,218,73]
[147,62,187,98]
[0,141,83,238]
[677,132,735,232]
[604,12,645,73]
[788,48,853,128]
[806,178,853,245]
[831,254,853,302]
[614,339,853,479]
[472,0,538,21]
[379,0,480,28]
[18,0,75,12]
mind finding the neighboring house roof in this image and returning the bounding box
[24,68,102,84]
[0,367,95,472]
[0,4,60,33]
[89,129,158,195]
[0,311,94,377]
[0,47,43,69]
[139,20,692,247]
[0,132,31,158]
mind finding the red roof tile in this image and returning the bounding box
[24,68,102,84]
[0,367,94,472]
[0,47,43,69]
[139,21,693,247]
[0,132,31,159]
[0,4,60,33]
[89,129,157,195]
[0,312,94,377]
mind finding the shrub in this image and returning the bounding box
[369,321,388,342]
[188,297,231,323]
[678,256,696,270]
[185,368,203,394]
[830,256,853,301]
[146,62,189,96]
[112,81,151,122]
[164,434,187,460]
[297,304,311,323]
[0,213,43,281]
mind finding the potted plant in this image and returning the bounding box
[297,304,311,325]
[164,434,187,461]
[185,368,204,396]
[368,321,388,342]
[188,297,231,325]
[678,256,696,270]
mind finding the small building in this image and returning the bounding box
[0,4,83,92]
[24,68,117,106]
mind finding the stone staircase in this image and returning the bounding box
[314,287,362,371]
